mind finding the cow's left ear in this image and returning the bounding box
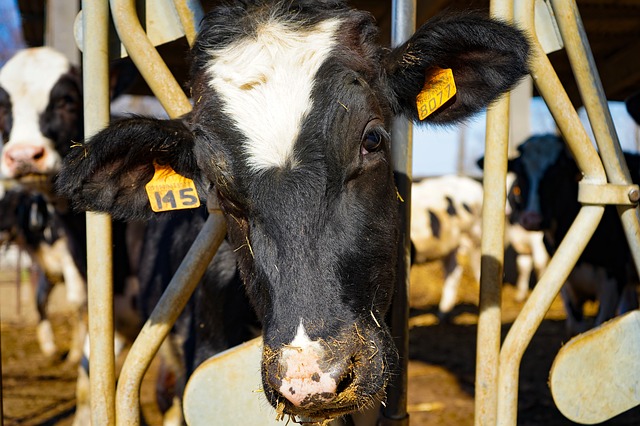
[384,13,529,124]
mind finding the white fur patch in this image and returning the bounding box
[0,47,71,177]
[205,18,341,172]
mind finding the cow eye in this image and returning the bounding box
[361,127,387,155]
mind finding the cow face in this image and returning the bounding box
[0,47,83,190]
[507,134,568,231]
[57,1,529,420]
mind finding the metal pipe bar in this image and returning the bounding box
[380,1,415,425]
[110,0,191,117]
[116,211,227,425]
[550,0,640,280]
[515,0,605,184]
[475,2,512,425]
[82,1,116,424]
[497,205,604,424]
[172,0,204,47]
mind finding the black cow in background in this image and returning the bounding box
[507,134,639,335]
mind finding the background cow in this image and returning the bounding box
[410,174,548,320]
[508,134,639,335]
[0,184,87,362]
[57,0,529,420]
[410,175,483,319]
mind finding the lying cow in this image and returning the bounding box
[57,1,529,420]
[508,134,639,335]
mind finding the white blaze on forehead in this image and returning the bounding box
[206,18,341,172]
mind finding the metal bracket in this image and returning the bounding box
[578,181,640,206]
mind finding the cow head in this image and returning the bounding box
[506,134,580,232]
[57,1,529,420]
[0,47,83,191]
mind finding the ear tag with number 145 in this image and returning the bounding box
[416,68,457,120]
[145,162,201,212]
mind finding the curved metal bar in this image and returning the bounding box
[550,0,640,281]
[474,0,512,423]
[497,205,604,425]
[81,0,116,424]
[116,212,227,425]
[515,0,605,185]
[109,0,191,117]
[172,0,204,47]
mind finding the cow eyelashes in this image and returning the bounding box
[361,126,388,155]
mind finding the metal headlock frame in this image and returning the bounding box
[476,0,640,425]
[68,0,640,425]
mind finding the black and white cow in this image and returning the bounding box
[0,185,87,362]
[0,47,92,362]
[57,1,529,420]
[410,175,483,318]
[508,134,639,335]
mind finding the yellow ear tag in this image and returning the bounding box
[416,68,457,120]
[145,163,201,212]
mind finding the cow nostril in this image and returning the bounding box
[33,149,44,160]
[335,367,355,395]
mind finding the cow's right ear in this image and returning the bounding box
[56,116,204,220]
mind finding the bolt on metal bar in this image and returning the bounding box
[380,1,415,425]
[475,2,512,425]
[110,0,191,117]
[82,0,116,424]
[550,0,640,281]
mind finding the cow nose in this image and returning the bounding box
[269,344,350,408]
[4,145,46,174]
[520,211,543,231]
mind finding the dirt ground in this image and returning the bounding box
[2,251,640,425]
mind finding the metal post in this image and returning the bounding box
[475,2,512,424]
[82,1,116,425]
[381,1,414,425]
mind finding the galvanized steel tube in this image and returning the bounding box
[381,1,415,425]
[172,0,204,47]
[515,0,605,183]
[474,2,512,425]
[497,205,604,425]
[82,0,116,424]
[116,212,227,425]
[550,0,640,281]
[495,1,610,424]
[109,0,191,117]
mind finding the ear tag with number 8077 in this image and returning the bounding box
[145,162,200,212]
[416,68,457,120]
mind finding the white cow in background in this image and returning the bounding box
[411,174,549,319]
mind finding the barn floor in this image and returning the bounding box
[2,256,640,425]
